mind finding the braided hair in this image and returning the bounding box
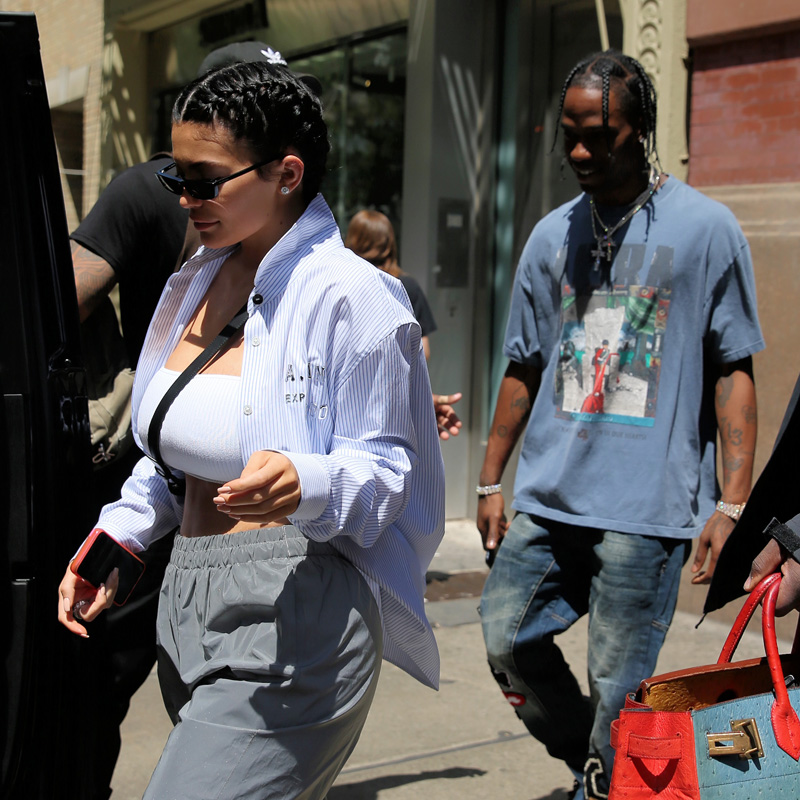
[553,49,662,172]
[172,61,330,204]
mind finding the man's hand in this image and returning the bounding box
[433,392,462,440]
[475,361,539,564]
[745,538,800,615]
[695,359,756,585]
[214,451,301,524]
[477,493,508,558]
[691,511,735,584]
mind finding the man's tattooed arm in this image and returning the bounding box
[715,359,757,494]
[480,361,540,481]
[691,357,757,584]
[477,360,541,552]
[71,240,118,322]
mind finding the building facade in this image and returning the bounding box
[11,0,791,520]
[687,0,800,472]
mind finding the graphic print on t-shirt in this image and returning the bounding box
[554,242,673,426]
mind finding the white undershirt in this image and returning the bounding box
[138,367,245,484]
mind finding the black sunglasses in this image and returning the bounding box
[155,156,281,200]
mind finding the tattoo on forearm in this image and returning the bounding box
[71,241,116,309]
[723,453,744,474]
[497,425,509,439]
[510,387,531,425]
[715,376,733,408]
[722,418,743,447]
[743,404,756,424]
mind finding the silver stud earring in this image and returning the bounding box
[281,186,290,195]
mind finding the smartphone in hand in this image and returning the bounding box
[70,529,145,606]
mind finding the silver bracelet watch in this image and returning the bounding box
[716,500,746,521]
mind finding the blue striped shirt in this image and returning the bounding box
[97,195,446,688]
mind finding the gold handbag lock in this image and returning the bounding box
[706,718,764,760]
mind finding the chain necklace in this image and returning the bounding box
[589,168,659,280]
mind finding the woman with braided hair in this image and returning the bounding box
[478,49,761,800]
[58,60,445,798]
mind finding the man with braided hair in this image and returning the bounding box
[477,50,763,799]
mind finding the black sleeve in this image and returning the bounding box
[765,515,800,563]
[399,274,437,337]
[70,156,189,364]
[70,156,186,281]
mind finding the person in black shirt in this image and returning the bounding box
[72,153,191,366]
[346,209,437,356]
[345,209,462,439]
[70,153,190,799]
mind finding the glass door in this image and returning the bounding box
[291,28,407,236]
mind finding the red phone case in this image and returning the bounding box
[70,528,145,606]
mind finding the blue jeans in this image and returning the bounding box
[480,513,689,799]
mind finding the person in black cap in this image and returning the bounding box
[197,40,323,96]
[71,154,190,799]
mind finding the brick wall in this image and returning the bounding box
[688,30,800,186]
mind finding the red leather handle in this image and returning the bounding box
[714,574,800,759]
[762,579,800,759]
[717,572,800,761]
[717,573,780,664]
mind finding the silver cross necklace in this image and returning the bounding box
[589,167,659,280]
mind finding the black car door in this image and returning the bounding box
[0,12,99,798]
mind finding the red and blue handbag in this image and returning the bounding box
[609,573,800,798]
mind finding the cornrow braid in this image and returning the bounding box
[552,49,662,173]
[173,61,330,204]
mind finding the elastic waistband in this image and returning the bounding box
[171,525,336,569]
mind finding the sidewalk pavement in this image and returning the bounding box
[110,520,786,800]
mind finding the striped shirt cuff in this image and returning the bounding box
[283,450,329,520]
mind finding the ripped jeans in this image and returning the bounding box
[480,513,689,799]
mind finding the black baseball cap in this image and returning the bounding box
[197,41,323,96]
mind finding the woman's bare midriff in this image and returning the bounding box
[164,260,295,540]
[180,476,291,538]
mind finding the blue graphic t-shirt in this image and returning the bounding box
[504,177,764,539]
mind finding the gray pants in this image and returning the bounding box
[144,526,382,800]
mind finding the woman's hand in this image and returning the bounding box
[214,450,301,524]
[57,565,119,637]
[433,392,463,441]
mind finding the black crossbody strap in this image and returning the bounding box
[147,306,249,494]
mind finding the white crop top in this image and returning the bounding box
[137,367,245,484]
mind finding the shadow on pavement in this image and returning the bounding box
[329,767,486,799]
[425,570,486,601]
[533,789,574,800]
